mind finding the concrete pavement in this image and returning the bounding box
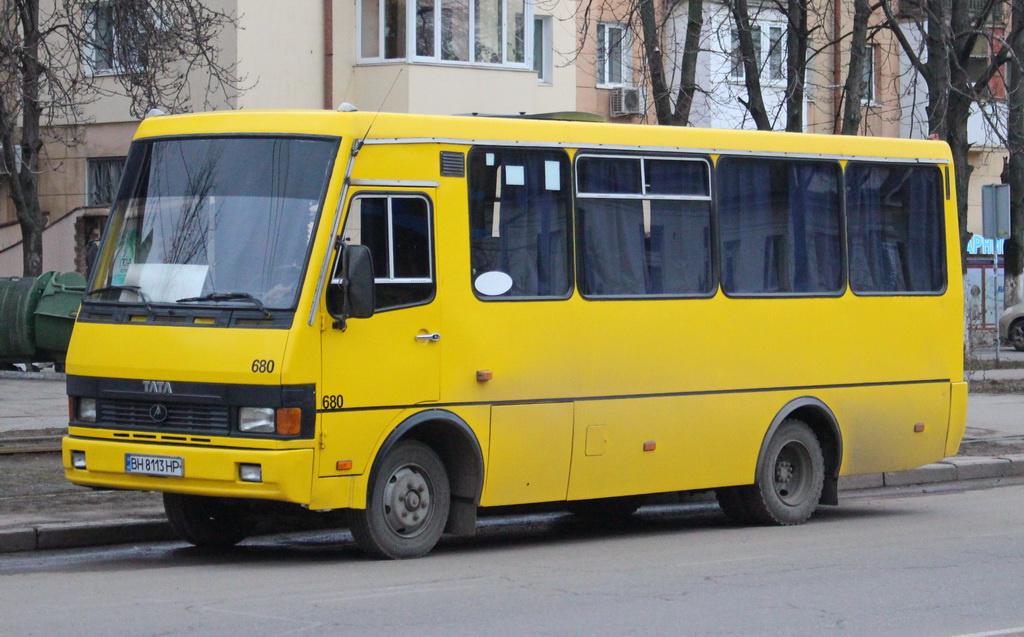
[2,362,1024,554]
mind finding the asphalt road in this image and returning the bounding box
[1,481,1022,637]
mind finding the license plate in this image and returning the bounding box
[125,453,184,477]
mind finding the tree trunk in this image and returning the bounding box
[731,0,772,130]
[840,0,871,135]
[1005,0,1024,307]
[9,0,47,277]
[640,0,674,124]
[673,0,704,124]
[785,0,808,132]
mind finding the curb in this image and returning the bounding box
[3,455,1023,554]
[0,370,66,381]
[838,454,1024,491]
[0,519,175,553]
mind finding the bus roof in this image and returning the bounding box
[134,109,953,164]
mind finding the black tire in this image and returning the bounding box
[163,493,255,547]
[743,418,825,526]
[349,440,450,559]
[1010,320,1024,352]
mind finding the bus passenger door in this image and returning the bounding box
[319,192,440,477]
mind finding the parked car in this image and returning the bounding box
[999,302,1024,351]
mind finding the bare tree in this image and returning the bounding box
[783,0,811,131]
[731,0,773,129]
[839,0,873,134]
[1005,0,1024,305]
[882,0,1013,270]
[0,0,242,276]
[642,0,705,124]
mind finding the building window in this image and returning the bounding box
[768,26,784,80]
[360,0,530,66]
[862,45,876,103]
[597,22,628,86]
[87,158,125,207]
[730,26,760,80]
[86,3,117,73]
[533,15,552,84]
[84,3,141,75]
[730,23,786,83]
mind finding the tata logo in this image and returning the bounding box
[143,380,173,394]
[149,404,169,423]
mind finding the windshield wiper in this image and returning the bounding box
[85,285,152,304]
[176,292,270,316]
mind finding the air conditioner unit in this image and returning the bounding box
[610,86,645,117]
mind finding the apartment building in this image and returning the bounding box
[0,0,578,275]
[0,0,1012,284]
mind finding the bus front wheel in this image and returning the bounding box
[349,440,450,559]
[717,419,824,526]
[163,493,255,547]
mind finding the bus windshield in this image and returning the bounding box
[90,136,339,309]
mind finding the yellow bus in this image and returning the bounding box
[63,110,966,558]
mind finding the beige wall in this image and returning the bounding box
[351,64,574,115]
[236,0,325,109]
[574,2,648,123]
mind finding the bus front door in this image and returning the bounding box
[318,191,440,478]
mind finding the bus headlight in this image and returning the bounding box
[239,407,275,433]
[79,398,97,423]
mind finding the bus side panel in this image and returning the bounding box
[567,394,765,499]
[565,383,951,500]
[831,382,951,476]
[479,402,573,506]
[317,409,404,478]
[312,405,492,510]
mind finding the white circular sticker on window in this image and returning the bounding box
[474,271,514,296]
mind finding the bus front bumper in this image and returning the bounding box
[62,436,314,504]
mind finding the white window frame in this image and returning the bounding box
[862,44,877,104]
[728,20,786,86]
[533,15,553,84]
[83,2,121,76]
[597,22,630,87]
[358,0,533,68]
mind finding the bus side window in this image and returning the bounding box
[576,154,713,297]
[717,157,843,296]
[846,163,945,294]
[468,148,573,299]
[342,194,435,311]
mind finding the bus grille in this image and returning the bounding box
[97,400,231,434]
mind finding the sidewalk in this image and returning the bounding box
[2,367,1024,553]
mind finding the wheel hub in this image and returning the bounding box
[773,441,811,504]
[382,465,432,538]
[776,460,795,484]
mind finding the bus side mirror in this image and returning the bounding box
[326,243,375,329]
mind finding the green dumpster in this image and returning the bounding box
[0,271,85,369]
[34,271,86,357]
[0,275,47,362]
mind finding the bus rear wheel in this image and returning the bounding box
[163,493,255,547]
[349,440,450,559]
[718,419,824,526]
